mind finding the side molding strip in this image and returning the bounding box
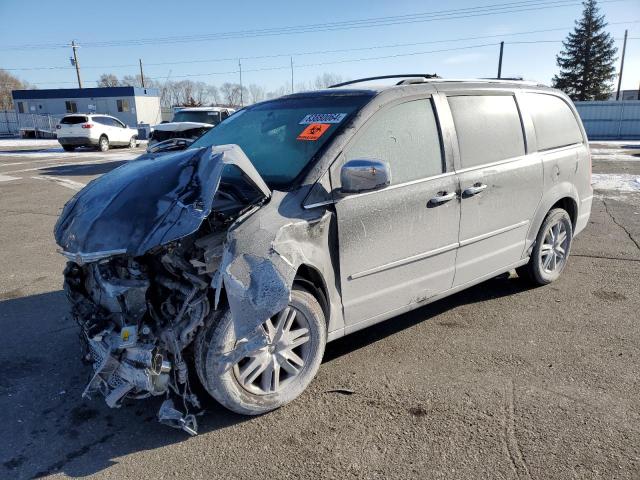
[349,242,459,280]
[459,220,530,247]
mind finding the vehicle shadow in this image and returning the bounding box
[39,161,129,177]
[323,275,532,363]
[0,276,531,479]
[0,290,249,480]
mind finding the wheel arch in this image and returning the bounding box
[524,182,580,257]
[293,264,330,327]
[550,196,578,229]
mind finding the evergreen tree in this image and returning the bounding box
[552,0,617,100]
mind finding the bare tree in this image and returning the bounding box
[265,84,289,100]
[206,85,220,105]
[313,73,343,89]
[0,69,32,110]
[220,82,247,107]
[96,73,120,87]
[121,74,144,87]
[248,84,265,104]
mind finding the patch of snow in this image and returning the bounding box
[591,153,639,162]
[591,173,640,192]
[0,139,60,148]
[0,150,140,161]
[589,140,640,147]
[0,139,147,148]
[0,174,20,182]
[32,175,86,191]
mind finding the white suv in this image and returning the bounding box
[57,114,139,152]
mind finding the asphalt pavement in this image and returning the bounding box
[0,141,638,479]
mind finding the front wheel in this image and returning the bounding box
[517,208,573,285]
[128,136,137,149]
[195,288,326,415]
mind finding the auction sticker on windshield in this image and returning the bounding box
[297,123,331,141]
[299,113,346,124]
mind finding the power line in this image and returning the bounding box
[4,21,638,73]
[0,0,628,51]
[3,36,637,88]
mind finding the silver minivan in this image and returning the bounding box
[55,76,592,434]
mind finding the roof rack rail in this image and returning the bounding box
[329,74,440,88]
[481,77,524,81]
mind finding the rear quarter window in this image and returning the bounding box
[449,95,525,168]
[522,93,583,151]
[60,116,87,124]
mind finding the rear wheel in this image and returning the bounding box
[62,145,75,152]
[195,287,326,415]
[517,208,573,285]
[98,135,109,152]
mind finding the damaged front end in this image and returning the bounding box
[56,145,270,435]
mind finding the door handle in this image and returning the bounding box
[428,191,457,206]
[462,183,487,198]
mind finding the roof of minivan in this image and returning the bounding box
[279,78,554,100]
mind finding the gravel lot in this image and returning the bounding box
[0,141,638,479]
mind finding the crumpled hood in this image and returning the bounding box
[54,145,270,261]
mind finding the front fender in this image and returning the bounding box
[213,190,344,340]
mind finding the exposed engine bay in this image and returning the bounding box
[63,188,251,435]
[56,145,273,435]
[55,144,339,435]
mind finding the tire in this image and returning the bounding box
[195,287,327,415]
[98,135,109,152]
[517,208,573,285]
[62,145,75,152]
[128,136,137,149]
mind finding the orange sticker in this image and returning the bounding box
[297,123,330,141]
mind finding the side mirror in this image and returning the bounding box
[340,159,391,194]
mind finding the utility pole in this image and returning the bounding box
[71,40,82,88]
[290,57,294,94]
[497,41,504,79]
[238,59,243,107]
[615,29,628,101]
[139,59,146,88]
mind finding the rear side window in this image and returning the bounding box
[522,93,583,150]
[345,99,443,185]
[60,116,87,124]
[449,95,525,168]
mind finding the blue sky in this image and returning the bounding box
[1,0,638,92]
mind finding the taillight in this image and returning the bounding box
[82,123,93,129]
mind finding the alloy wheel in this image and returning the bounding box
[540,219,569,274]
[232,306,311,395]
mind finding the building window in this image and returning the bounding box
[117,99,130,112]
[65,101,78,113]
[16,102,24,113]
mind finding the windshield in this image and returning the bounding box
[173,110,221,124]
[190,94,373,189]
